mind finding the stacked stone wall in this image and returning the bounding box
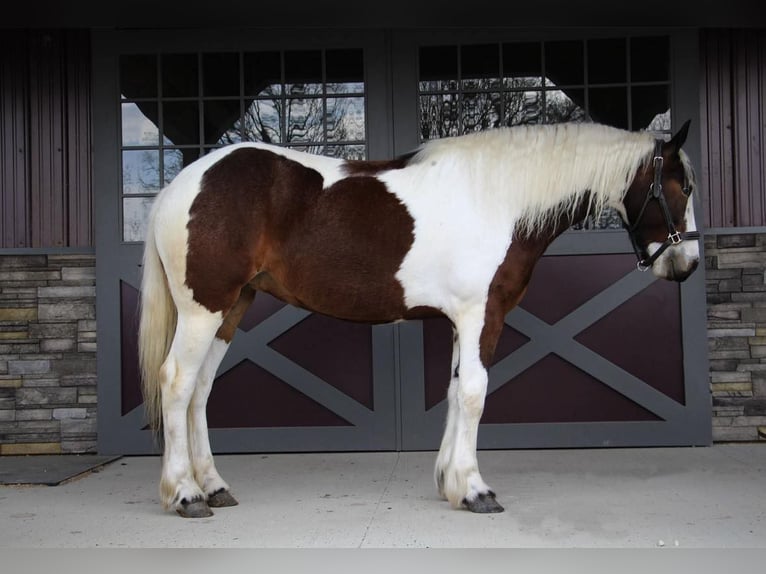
[0,254,97,454]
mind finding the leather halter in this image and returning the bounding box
[625,139,700,271]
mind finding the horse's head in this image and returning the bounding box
[621,120,700,282]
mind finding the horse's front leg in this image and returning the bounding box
[437,305,504,513]
[435,326,460,499]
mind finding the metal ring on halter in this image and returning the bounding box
[636,260,650,272]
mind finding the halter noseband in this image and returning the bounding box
[626,139,700,272]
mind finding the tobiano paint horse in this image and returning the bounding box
[139,120,700,518]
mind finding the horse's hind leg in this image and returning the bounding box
[435,325,460,499]
[188,286,255,509]
[438,304,504,514]
[160,308,222,518]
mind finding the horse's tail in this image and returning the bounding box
[138,202,177,436]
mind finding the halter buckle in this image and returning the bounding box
[669,231,682,245]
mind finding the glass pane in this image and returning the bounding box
[587,38,627,84]
[123,196,156,242]
[632,85,670,130]
[243,99,282,143]
[503,42,542,84]
[576,207,625,230]
[588,87,628,129]
[285,50,322,96]
[244,51,282,97]
[462,92,502,132]
[162,54,199,97]
[121,102,159,146]
[164,149,200,186]
[545,89,586,123]
[203,52,240,97]
[120,54,157,99]
[461,44,501,90]
[505,91,543,126]
[327,97,365,142]
[122,150,160,195]
[545,41,584,86]
[631,36,669,82]
[325,145,366,160]
[162,101,200,145]
[204,100,241,145]
[287,144,324,156]
[419,45,458,92]
[419,94,459,140]
[326,49,364,94]
[285,98,324,143]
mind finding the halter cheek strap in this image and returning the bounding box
[627,139,701,271]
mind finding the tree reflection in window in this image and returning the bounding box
[418,36,672,230]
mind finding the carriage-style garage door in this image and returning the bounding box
[94,29,710,455]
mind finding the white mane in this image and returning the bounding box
[408,123,658,234]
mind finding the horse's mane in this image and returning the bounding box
[408,123,658,235]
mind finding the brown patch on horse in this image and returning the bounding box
[186,148,415,324]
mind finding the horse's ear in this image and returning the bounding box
[668,119,691,153]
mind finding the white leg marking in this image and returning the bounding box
[435,327,460,498]
[189,337,230,498]
[439,306,495,509]
[159,310,222,510]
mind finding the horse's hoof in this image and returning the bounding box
[208,489,238,508]
[462,491,505,514]
[176,496,214,518]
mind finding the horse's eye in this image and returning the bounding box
[682,185,692,197]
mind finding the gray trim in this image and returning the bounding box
[0,247,96,255]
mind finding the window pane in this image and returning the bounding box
[243,99,282,143]
[326,49,364,94]
[285,98,324,143]
[244,51,282,97]
[120,55,157,99]
[632,85,670,131]
[123,196,156,242]
[122,150,160,195]
[505,91,543,126]
[419,94,459,140]
[326,145,366,160]
[162,54,199,97]
[203,52,240,97]
[588,87,628,129]
[462,92,502,132]
[204,100,241,145]
[461,44,500,90]
[631,36,669,82]
[121,103,159,146]
[419,45,458,92]
[545,41,584,86]
[285,50,322,96]
[162,101,200,145]
[588,38,626,84]
[327,97,365,142]
[503,42,542,86]
[164,149,200,186]
[546,89,586,123]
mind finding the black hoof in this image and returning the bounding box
[176,496,214,518]
[208,489,238,508]
[462,491,505,514]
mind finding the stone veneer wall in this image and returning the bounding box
[706,233,766,442]
[0,254,97,454]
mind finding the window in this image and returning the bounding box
[418,37,672,229]
[118,49,366,242]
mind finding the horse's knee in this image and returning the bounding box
[457,367,488,419]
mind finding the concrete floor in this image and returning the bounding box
[1,444,765,548]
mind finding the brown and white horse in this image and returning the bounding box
[139,121,700,518]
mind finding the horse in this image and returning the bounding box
[138,120,700,518]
